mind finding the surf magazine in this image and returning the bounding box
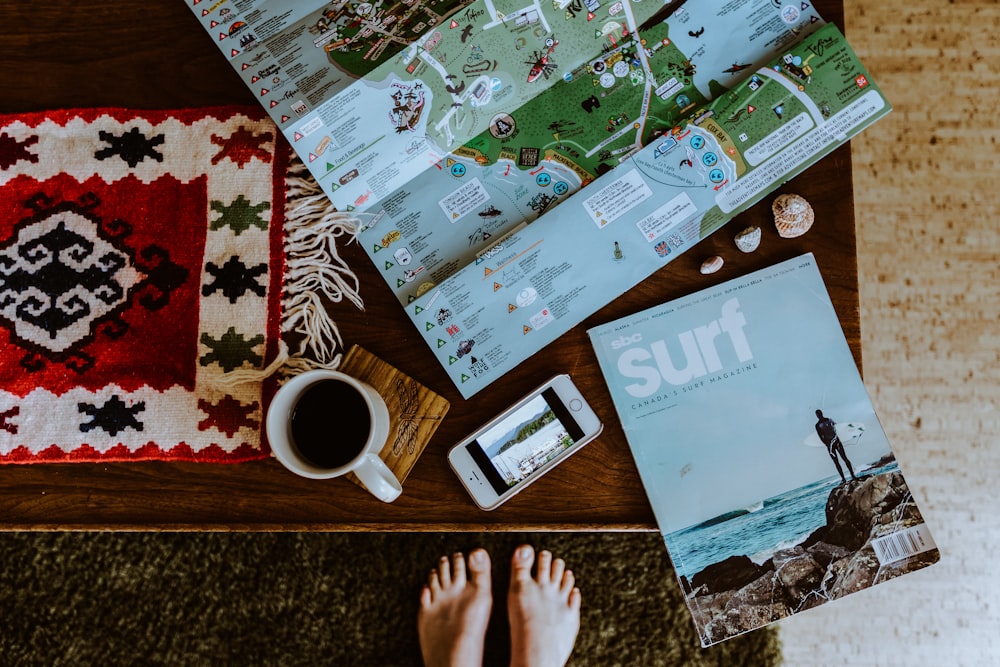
[588,253,940,646]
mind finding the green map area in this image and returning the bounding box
[451,19,720,184]
[315,0,830,214]
[310,0,478,77]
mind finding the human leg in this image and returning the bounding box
[417,549,493,667]
[833,439,858,480]
[507,544,581,667]
[826,445,847,483]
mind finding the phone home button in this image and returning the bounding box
[569,398,583,412]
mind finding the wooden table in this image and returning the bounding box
[0,0,857,530]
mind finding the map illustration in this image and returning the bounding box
[296,0,826,214]
[401,23,890,397]
[190,0,891,398]
[331,0,830,308]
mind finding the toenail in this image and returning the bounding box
[470,550,486,565]
[517,545,532,559]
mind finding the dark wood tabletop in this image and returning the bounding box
[0,0,856,530]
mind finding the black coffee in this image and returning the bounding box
[290,380,372,469]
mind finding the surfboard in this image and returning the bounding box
[803,422,866,448]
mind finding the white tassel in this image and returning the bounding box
[213,156,370,387]
[208,339,292,390]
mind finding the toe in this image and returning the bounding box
[560,569,575,595]
[569,586,582,611]
[438,556,452,587]
[428,568,441,596]
[451,552,467,586]
[511,544,535,585]
[536,549,553,583]
[419,584,432,608]
[550,557,566,585]
[467,548,492,592]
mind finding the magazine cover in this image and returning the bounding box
[587,254,939,646]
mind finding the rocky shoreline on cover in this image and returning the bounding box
[679,470,940,645]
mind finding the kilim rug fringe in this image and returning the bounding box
[213,156,364,386]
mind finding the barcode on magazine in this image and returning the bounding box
[872,524,937,565]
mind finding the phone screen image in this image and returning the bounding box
[465,387,586,495]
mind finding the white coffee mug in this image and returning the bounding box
[265,369,402,503]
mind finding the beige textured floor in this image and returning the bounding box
[777,1,1000,665]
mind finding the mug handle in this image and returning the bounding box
[353,453,403,503]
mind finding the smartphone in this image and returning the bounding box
[448,374,603,510]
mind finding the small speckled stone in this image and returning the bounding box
[734,225,762,253]
[700,255,724,274]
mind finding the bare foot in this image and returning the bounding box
[508,545,582,667]
[417,549,493,667]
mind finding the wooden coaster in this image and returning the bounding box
[338,345,450,489]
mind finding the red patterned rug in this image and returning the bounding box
[0,107,360,463]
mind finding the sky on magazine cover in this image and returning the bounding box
[603,259,895,531]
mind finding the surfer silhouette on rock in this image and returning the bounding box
[815,409,858,484]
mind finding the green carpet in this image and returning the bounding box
[0,532,781,666]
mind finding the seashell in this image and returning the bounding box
[772,193,814,238]
[700,255,724,274]
[734,225,761,253]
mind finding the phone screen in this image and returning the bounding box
[465,387,586,495]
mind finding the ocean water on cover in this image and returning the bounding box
[667,462,899,580]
